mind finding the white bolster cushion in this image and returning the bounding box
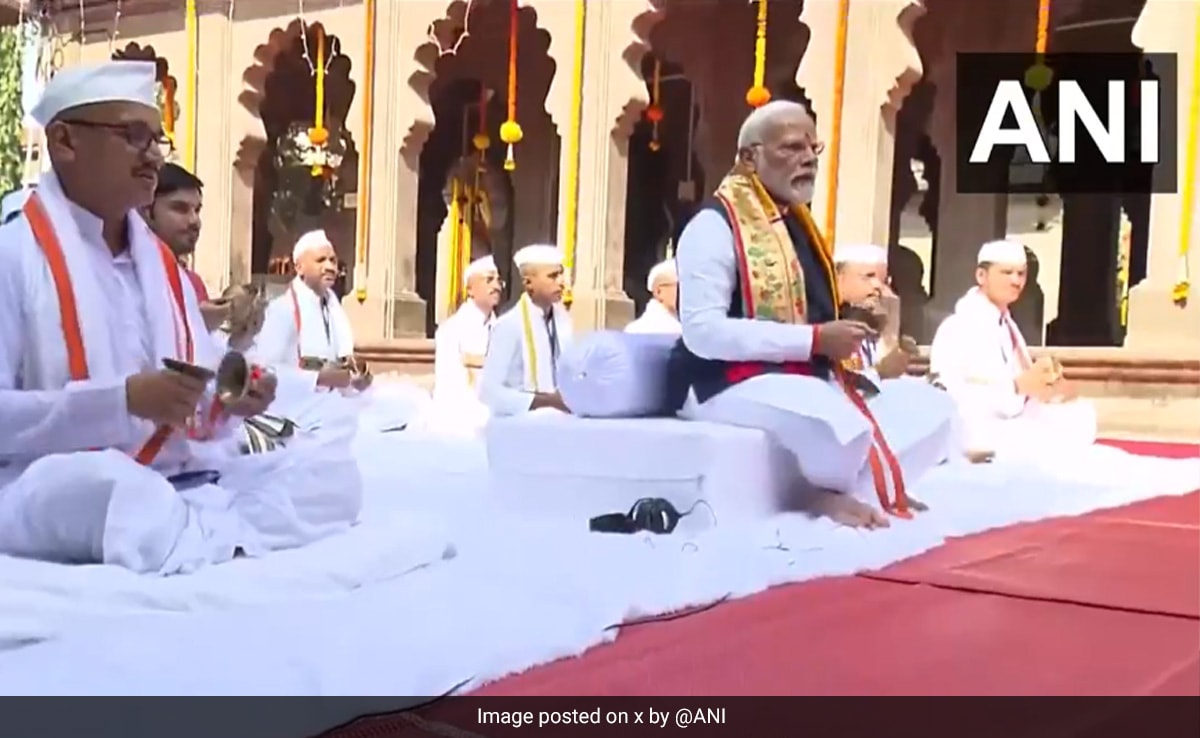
[556,330,677,418]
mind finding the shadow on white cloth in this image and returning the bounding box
[0,433,1195,702]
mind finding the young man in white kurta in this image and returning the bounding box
[626,258,681,335]
[929,239,1097,457]
[432,255,499,425]
[0,62,361,575]
[479,244,573,417]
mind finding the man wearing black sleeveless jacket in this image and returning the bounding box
[667,101,956,529]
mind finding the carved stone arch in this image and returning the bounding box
[232,18,359,275]
[617,0,668,139]
[111,42,178,141]
[233,19,356,176]
[403,0,558,162]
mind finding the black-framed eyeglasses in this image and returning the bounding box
[58,119,173,156]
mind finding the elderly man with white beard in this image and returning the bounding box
[0,62,362,574]
[667,101,955,529]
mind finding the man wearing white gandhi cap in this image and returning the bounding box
[929,239,1097,457]
[433,255,501,422]
[480,244,573,416]
[0,61,362,573]
[832,243,916,379]
[625,258,681,335]
[257,228,368,392]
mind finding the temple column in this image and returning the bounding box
[191,5,237,291]
[1124,0,1200,353]
[566,0,646,332]
[343,0,438,339]
[798,0,924,248]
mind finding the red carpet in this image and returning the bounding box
[476,439,1200,696]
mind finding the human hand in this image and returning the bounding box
[531,391,570,413]
[1015,366,1055,401]
[225,366,277,417]
[126,369,207,427]
[198,300,233,332]
[316,366,353,390]
[875,346,911,380]
[815,320,876,362]
[350,371,373,392]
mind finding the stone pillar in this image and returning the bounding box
[191,5,236,291]
[1125,0,1200,354]
[343,0,439,339]
[1046,196,1121,345]
[798,0,924,248]
[564,0,646,332]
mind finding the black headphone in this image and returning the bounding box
[589,498,713,535]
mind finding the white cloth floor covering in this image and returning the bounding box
[0,427,1196,699]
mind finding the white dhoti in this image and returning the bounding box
[0,418,361,575]
[682,373,955,500]
[960,398,1097,459]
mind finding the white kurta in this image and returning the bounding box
[431,300,494,431]
[625,299,681,336]
[929,287,1097,457]
[0,173,362,575]
[674,208,955,501]
[257,277,355,366]
[254,278,424,433]
[479,293,573,417]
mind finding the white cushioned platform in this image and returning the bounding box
[485,411,801,530]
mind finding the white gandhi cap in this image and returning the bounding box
[646,258,677,292]
[31,61,158,127]
[977,239,1027,265]
[462,255,497,286]
[513,244,564,269]
[293,229,333,261]
[832,243,888,266]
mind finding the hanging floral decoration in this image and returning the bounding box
[272,121,352,225]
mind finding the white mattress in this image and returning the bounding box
[0,434,1197,707]
[486,413,800,529]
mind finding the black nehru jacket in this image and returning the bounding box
[665,199,837,410]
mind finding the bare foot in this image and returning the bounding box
[966,449,996,464]
[807,490,890,530]
[904,496,929,513]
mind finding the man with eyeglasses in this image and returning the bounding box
[432,255,501,428]
[666,100,955,529]
[0,61,362,574]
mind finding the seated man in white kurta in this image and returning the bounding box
[432,255,500,426]
[257,229,367,392]
[255,230,427,432]
[833,243,917,379]
[0,62,362,574]
[626,258,681,335]
[669,101,955,529]
[929,239,1097,457]
[479,244,573,417]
